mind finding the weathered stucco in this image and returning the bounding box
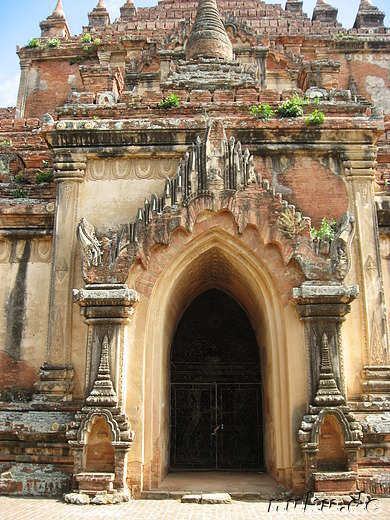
[1,0,390,501]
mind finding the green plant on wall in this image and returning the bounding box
[11,187,28,199]
[34,170,53,184]
[0,384,31,403]
[277,95,304,118]
[306,109,325,125]
[81,33,92,44]
[311,217,337,242]
[249,103,273,120]
[14,173,25,185]
[158,93,180,109]
[46,38,61,48]
[26,38,41,48]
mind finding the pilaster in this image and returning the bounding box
[293,284,359,402]
[67,284,138,495]
[73,284,138,406]
[15,60,31,120]
[293,284,362,492]
[34,152,86,402]
[343,148,390,400]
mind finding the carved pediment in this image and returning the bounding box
[76,124,355,286]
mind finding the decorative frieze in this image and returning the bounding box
[86,158,178,181]
[0,239,52,264]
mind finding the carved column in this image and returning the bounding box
[343,148,390,400]
[15,59,31,119]
[34,152,86,402]
[293,284,362,492]
[68,284,137,494]
[73,284,138,407]
[293,284,359,402]
[254,46,268,90]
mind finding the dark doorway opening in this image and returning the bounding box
[170,289,263,470]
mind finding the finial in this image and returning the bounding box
[186,0,233,61]
[97,0,107,8]
[52,0,65,18]
[314,334,345,406]
[285,1,303,15]
[359,0,373,7]
[86,336,118,407]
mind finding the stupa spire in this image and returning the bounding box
[86,336,118,407]
[312,0,338,23]
[186,0,233,61]
[120,0,136,20]
[88,0,110,27]
[285,0,303,15]
[40,0,70,38]
[354,0,385,31]
[314,334,345,406]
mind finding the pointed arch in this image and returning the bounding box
[132,217,304,489]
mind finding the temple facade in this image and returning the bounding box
[1,0,390,500]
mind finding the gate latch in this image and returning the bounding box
[211,424,223,436]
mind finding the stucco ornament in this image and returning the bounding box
[330,212,355,280]
[77,217,103,269]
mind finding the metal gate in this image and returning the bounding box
[169,289,264,471]
[170,381,263,470]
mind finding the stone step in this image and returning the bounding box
[182,493,232,504]
[141,490,291,502]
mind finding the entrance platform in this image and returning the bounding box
[143,472,291,501]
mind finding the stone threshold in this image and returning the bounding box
[141,490,290,502]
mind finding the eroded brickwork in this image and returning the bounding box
[0,0,390,500]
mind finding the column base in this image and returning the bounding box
[32,363,75,403]
[362,366,390,402]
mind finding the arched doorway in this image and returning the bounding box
[170,289,263,471]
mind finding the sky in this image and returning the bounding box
[0,0,389,108]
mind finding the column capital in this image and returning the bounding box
[292,283,359,308]
[53,152,87,182]
[73,284,139,322]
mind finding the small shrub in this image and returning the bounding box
[70,56,85,65]
[158,93,180,109]
[311,217,337,242]
[277,95,304,118]
[14,173,25,185]
[26,38,41,48]
[0,384,31,403]
[306,109,325,125]
[11,187,28,199]
[0,139,12,146]
[93,38,101,47]
[249,103,273,120]
[278,207,307,238]
[34,170,53,184]
[81,33,92,44]
[46,38,61,48]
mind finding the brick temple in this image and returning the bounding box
[1,0,390,501]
